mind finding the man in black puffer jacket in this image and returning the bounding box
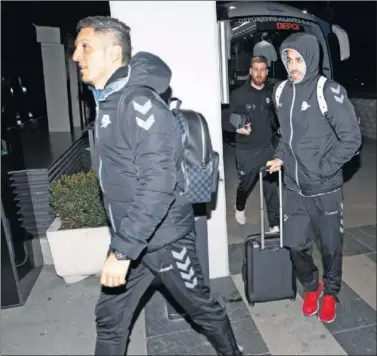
[266,33,361,324]
[73,16,242,356]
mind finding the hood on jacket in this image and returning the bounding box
[280,33,320,85]
[127,51,172,94]
[96,52,172,100]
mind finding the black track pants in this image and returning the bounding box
[283,188,344,296]
[94,231,242,356]
[235,146,279,227]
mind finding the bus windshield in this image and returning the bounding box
[229,16,331,86]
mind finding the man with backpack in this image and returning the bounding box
[72,16,242,356]
[266,33,361,323]
[230,55,280,230]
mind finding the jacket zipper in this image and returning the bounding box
[289,84,301,194]
[94,91,100,139]
[94,93,114,232]
[93,92,105,193]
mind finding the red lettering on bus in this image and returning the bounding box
[276,22,300,31]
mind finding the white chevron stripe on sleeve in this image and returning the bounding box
[133,99,152,115]
[136,114,155,131]
[330,85,341,95]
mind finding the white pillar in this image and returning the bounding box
[110,1,229,279]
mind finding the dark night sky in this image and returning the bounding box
[1,1,376,93]
[282,1,377,92]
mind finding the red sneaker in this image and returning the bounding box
[319,295,337,323]
[302,281,323,316]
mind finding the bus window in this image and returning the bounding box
[229,16,333,85]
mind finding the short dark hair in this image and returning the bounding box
[76,16,132,65]
[250,56,268,67]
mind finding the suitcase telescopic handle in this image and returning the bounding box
[259,166,283,250]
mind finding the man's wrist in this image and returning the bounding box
[112,250,128,261]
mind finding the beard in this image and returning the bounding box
[251,76,265,86]
[290,71,302,79]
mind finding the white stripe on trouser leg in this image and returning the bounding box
[171,247,198,289]
[339,203,344,233]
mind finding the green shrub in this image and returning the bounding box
[50,169,108,230]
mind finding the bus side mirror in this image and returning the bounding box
[332,24,350,61]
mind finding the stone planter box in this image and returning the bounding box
[46,217,111,284]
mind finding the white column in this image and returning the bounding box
[110,1,229,279]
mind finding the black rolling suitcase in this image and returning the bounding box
[242,167,297,306]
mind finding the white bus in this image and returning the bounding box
[217,1,350,103]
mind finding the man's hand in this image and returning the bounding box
[236,123,252,135]
[100,253,130,288]
[266,158,283,173]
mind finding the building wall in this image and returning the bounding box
[110,1,230,279]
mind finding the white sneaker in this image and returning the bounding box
[269,225,280,233]
[235,209,246,225]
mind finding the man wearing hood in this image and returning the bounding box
[73,16,242,356]
[266,33,361,323]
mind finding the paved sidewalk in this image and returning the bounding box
[1,142,376,355]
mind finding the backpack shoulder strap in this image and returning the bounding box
[317,75,328,118]
[168,97,182,114]
[275,80,288,108]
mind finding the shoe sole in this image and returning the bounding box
[303,290,324,317]
[318,315,336,324]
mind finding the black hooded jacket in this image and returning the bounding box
[273,33,361,196]
[91,52,194,260]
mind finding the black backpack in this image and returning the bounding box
[168,97,220,204]
[117,89,220,204]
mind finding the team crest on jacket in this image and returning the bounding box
[266,97,270,104]
[301,101,311,111]
[101,114,111,128]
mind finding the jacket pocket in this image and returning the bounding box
[296,147,323,183]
